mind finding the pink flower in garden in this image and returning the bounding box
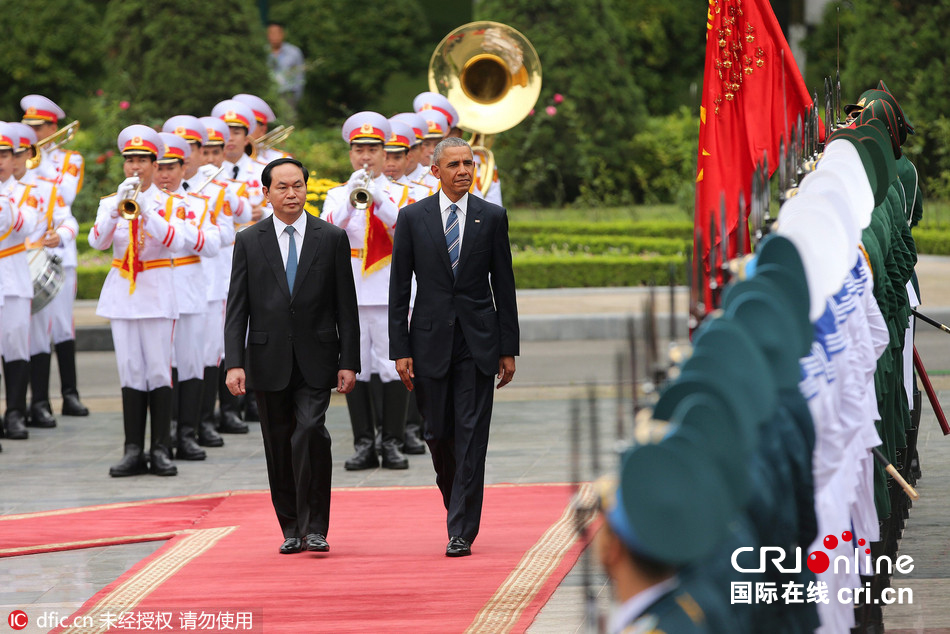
[553,93,564,104]
[545,105,557,116]
[119,101,130,110]
[96,89,104,96]
[529,108,535,116]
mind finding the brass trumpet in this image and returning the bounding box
[348,164,373,210]
[27,121,80,170]
[119,178,143,220]
[194,165,225,193]
[245,124,295,159]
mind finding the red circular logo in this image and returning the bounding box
[807,551,830,574]
[8,610,28,630]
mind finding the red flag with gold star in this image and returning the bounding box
[695,0,812,308]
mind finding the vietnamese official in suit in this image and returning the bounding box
[224,158,360,555]
[389,137,519,557]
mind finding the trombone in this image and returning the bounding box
[245,125,295,159]
[119,178,143,220]
[27,121,80,170]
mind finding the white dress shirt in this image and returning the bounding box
[439,190,469,250]
[272,212,308,269]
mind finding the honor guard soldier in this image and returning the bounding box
[21,95,89,417]
[211,100,267,224]
[413,109,448,192]
[0,122,39,440]
[20,95,84,206]
[385,119,431,204]
[18,123,79,429]
[197,115,251,437]
[88,125,186,477]
[323,112,410,470]
[392,112,433,193]
[233,93,291,164]
[155,132,221,460]
[414,91,502,206]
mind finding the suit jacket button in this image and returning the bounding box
[448,320,454,327]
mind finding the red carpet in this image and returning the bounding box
[3,484,590,633]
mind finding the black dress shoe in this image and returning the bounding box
[402,430,426,455]
[3,411,29,440]
[280,537,303,554]
[344,440,379,471]
[218,411,249,434]
[446,536,472,557]
[62,393,89,416]
[149,447,178,476]
[27,402,57,428]
[109,445,149,477]
[198,421,224,447]
[305,533,329,552]
[380,439,409,469]
[175,436,207,461]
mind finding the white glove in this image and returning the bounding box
[116,176,140,203]
[347,169,368,189]
[198,164,219,181]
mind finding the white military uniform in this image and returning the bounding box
[24,174,78,356]
[89,183,185,390]
[1,176,39,362]
[167,186,221,381]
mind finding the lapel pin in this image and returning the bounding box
[475,219,480,223]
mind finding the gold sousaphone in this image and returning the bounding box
[428,22,541,197]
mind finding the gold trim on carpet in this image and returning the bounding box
[465,483,597,633]
[59,526,237,634]
[0,531,181,557]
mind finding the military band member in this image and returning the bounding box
[199,115,252,437]
[233,93,291,164]
[212,99,267,223]
[20,95,84,206]
[414,91,503,206]
[0,122,38,440]
[413,109,448,192]
[391,112,431,194]
[21,94,89,417]
[88,125,186,477]
[323,112,410,470]
[155,132,221,460]
[17,123,79,429]
[384,119,430,204]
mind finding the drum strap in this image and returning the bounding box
[0,243,27,259]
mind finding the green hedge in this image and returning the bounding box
[510,220,693,240]
[911,229,950,256]
[77,265,110,300]
[512,254,686,289]
[512,233,689,256]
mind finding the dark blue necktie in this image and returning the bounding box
[445,203,460,278]
[285,226,297,291]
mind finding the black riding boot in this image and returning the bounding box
[148,386,177,476]
[3,359,30,439]
[28,353,57,428]
[176,379,207,460]
[344,381,378,470]
[380,381,409,469]
[109,388,149,476]
[56,340,89,416]
[198,366,224,447]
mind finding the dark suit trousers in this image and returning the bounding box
[255,355,332,539]
[415,324,494,543]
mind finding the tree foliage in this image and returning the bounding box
[474,0,647,206]
[269,0,430,122]
[803,0,950,199]
[616,0,707,116]
[0,0,104,120]
[100,0,271,124]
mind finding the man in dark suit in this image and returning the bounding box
[225,158,359,555]
[389,137,519,557]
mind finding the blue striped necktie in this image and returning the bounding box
[285,226,297,291]
[445,203,460,278]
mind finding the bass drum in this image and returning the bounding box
[28,248,65,315]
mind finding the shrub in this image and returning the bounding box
[510,220,694,240]
[513,253,686,289]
